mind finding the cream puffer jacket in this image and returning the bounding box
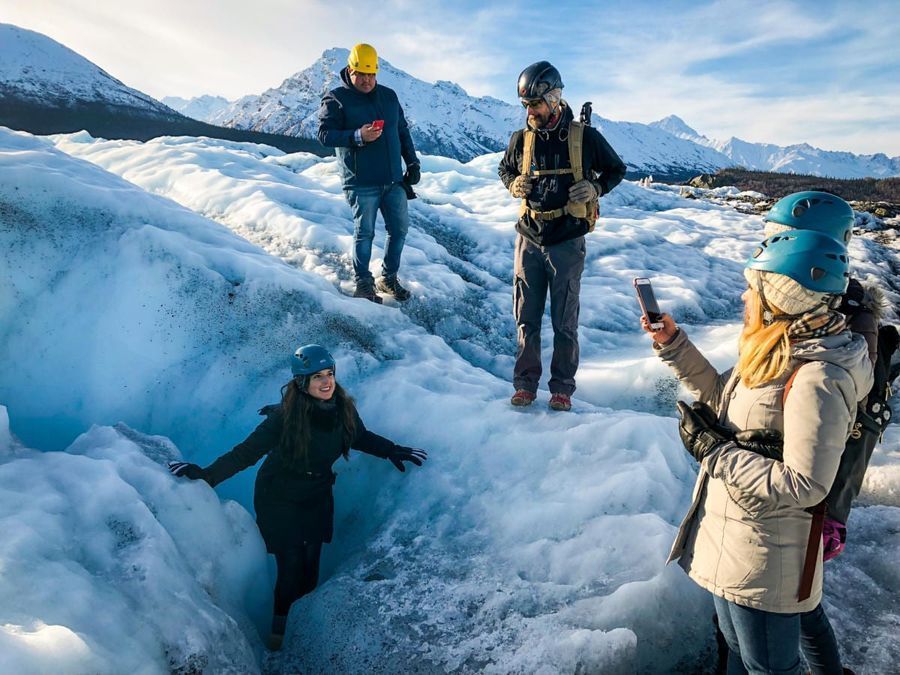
[657,328,873,613]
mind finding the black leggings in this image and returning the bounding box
[273,541,323,617]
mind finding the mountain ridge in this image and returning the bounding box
[0,23,326,156]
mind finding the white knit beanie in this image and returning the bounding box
[762,220,794,239]
[744,268,829,316]
[763,219,854,243]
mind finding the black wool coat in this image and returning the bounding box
[203,400,397,552]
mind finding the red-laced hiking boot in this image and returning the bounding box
[549,393,572,411]
[510,389,536,407]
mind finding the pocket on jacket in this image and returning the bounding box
[725,482,772,519]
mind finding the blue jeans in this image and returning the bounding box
[713,595,803,674]
[343,183,409,284]
[800,603,843,675]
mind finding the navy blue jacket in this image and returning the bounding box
[317,67,419,188]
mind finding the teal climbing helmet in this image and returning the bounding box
[746,229,850,294]
[291,344,335,378]
[764,191,855,244]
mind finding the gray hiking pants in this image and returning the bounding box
[513,234,586,396]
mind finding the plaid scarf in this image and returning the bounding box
[788,307,847,341]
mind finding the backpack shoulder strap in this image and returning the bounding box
[520,130,535,177]
[568,121,584,182]
[782,365,804,408]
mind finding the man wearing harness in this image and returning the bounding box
[498,61,626,411]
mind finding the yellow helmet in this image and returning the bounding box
[348,43,378,74]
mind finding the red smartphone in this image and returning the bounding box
[633,277,664,330]
[371,119,384,131]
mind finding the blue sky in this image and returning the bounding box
[3,0,899,155]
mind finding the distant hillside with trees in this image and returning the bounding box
[687,168,900,203]
[0,98,329,156]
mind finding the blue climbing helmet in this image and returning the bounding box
[763,191,855,244]
[291,344,335,379]
[746,229,850,295]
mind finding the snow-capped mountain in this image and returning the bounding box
[0,23,325,156]
[162,94,231,121]
[650,115,900,178]
[202,48,731,176]
[209,48,523,163]
[0,23,176,116]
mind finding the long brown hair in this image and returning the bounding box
[279,378,358,469]
[737,288,792,388]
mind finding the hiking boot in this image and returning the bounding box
[549,393,572,411]
[353,281,383,304]
[510,389,536,407]
[376,275,411,301]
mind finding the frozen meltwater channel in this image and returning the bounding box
[1,127,898,673]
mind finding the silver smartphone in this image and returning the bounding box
[633,277,664,330]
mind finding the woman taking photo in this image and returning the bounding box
[169,344,427,649]
[643,230,872,674]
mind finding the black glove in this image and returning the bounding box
[168,461,207,481]
[387,446,427,472]
[734,429,784,461]
[401,180,417,200]
[404,164,421,186]
[676,401,732,463]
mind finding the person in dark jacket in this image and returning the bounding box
[168,344,426,650]
[318,43,421,303]
[498,61,626,411]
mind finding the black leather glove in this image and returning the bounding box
[387,446,427,472]
[734,429,784,461]
[401,180,417,200]
[676,401,732,463]
[168,461,207,481]
[404,164,421,186]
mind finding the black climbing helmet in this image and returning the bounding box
[517,61,564,100]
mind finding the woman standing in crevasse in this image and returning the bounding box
[643,230,872,674]
[169,344,426,650]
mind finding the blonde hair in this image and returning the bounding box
[737,287,792,388]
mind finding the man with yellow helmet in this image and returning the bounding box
[318,44,421,303]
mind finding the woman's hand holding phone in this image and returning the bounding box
[641,313,678,345]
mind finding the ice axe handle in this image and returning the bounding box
[580,102,593,126]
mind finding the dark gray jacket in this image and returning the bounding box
[498,104,626,246]
[317,67,418,188]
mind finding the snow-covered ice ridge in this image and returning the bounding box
[1,126,899,673]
